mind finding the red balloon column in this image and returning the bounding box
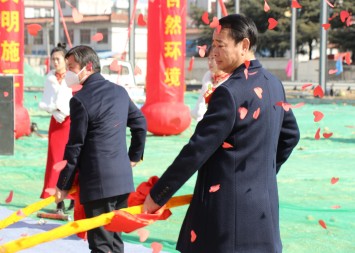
[141,0,191,136]
[0,0,30,139]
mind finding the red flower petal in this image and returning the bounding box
[188,57,195,72]
[216,24,222,34]
[209,184,220,193]
[222,142,233,149]
[323,132,333,139]
[244,68,248,79]
[264,0,270,12]
[253,107,260,120]
[345,52,351,65]
[291,0,302,9]
[322,23,331,30]
[27,24,42,36]
[331,177,339,184]
[326,0,334,8]
[151,242,163,253]
[318,219,327,229]
[254,87,262,99]
[137,228,149,242]
[290,102,305,109]
[331,205,341,209]
[197,45,207,57]
[16,209,25,217]
[276,101,291,111]
[328,69,338,75]
[313,111,324,122]
[268,18,278,30]
[53,160,67,172]
[313,85,324,98]
[340,10,350,23]
[72,7,83,23]
[110,59,122,73]
[134,65,142,75]
[201,11,210,25]
[3,91,9,97]
[209,17,219,28]
[301,83,313,90]
[238,107,248,120]
[191,230,197,242]
[5,190,13,204]
[244,60,250,69]
[314,127,321,140]
[91,33,103,42]
[137,13,147,26]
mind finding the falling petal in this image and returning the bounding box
[188,57,195,71]
[216,24,222,34]
[137,13,147,26]
[302,83,312,90]
[209,184,220,193]
[201,11,210,25]
[268,18,278,30]
[137,229,149,242]
[328,69,338,75]
[209,17,219,28]
[314,128,321,140]
[244,69,248,79]
[331,177,339,184]
[323,132,333,139]
[328,12,338,21]
[134,65,142,75]
[27,24,42,36]
[244,60,250,69]
[254,87,262,99]
[276,101,291,111]
[291,0,302,9]
[291,102,305,109]
[20,233,29,237]
[16,209,25,217]
[331,205,341,209]
[313,85,324,98]
[340,10,350,23]
[191,230,197,242]
[238,107,248,120]
[53,160,68,171]
[345,52,351,65]
[313,111,324,122]
[110,59,122,72]
[45,188,56,195]
[264,0,270,12]
[253,108,260,119]
[72,7,83,23]
[197,45,207,57]
[3,91,9,97]
[151,242,163,253]
[91,33,103,42]
[322,23,331,30]
[248,71,258,76]
[5,190,13,204]
[346,16,351,27]
[325,0,334,8]
[318,220,327,229]
[222,142,233,148]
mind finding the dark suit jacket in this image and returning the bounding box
[57,73,146,204]
[150,60,300,253]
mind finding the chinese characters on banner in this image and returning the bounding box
[142,0,191,135]
[0,0,24,105]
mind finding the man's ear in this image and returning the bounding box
[86,61,93,72]
[242,38,251,52]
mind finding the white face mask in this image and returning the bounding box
[65,67,85,87]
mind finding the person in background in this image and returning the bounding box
[55,45,147,253]
[143,14,300,253]
[191,46,230,122]
[39,42,74,213]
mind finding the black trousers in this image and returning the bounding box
[83,194,129,253]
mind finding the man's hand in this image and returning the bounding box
[143,193,161,214]
[52,110,66,123]
[55,187,68,204]
[130,161,137,168]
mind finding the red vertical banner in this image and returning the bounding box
[0,0,30,138]
[142,0,191,135]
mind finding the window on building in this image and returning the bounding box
[97,28,108,44]
[33,30,43,45]
[80,29,91,44]
[49,30,54,46]
[64,29,74,45]
[24,31,28,45]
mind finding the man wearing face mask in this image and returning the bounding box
[55,45,147,253]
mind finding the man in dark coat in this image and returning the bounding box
[143,14,300,253]
[55,45,147,253]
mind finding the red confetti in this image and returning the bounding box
[91,33,103,42]
[72,7,83,23]
[313,85,324,98]
[328,69,338,75]
[53,160,67,172]
[244,68,248,79]
[254,87,262,99]
[346,15,352,27]
[264,0,270,12]
[238,107,248,120]
[331,205,341,209]
[5,190,13,204]
[222,142,233,149]
[328,12,338,21]
[314,127,321,140]
[137,229,149,242]
[209,17,219,28]
[244,60,250,69]
[268,18,278,30]
[110,59,122,73]
[291,102,305,109]
[216,24,222,34]
[191,230,197,242]
[323,132,333,139]
[197,45,207,57]
[331,177,339,184]
[134,65,142,75]
[291,0,302,9]
[340,10,350,23]
[16,209,25,217]
[313,111,324,122]
[27,24,42,36]
[3,91,9,97]
[45,188,56,195]
[276,101,291,112]
[253,108,261,119]
[322,23,331,30]
[345,52,351,65]
[202,11,210,25]
[248,71,258,76]
[137,13,147,26]
[302,83,312,90]
[188,57,194,72]
[151,242,163,253]
[318,220,327,229]
[209,184,220,193]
